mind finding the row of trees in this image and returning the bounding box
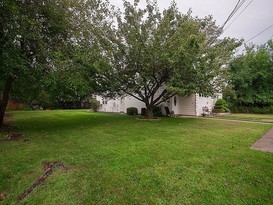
[1,0,241,125]
[224,41,273,110]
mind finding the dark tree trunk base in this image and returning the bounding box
[0,76,14,127]
[145,107,154,119]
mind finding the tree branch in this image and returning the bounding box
[154,93,176,106]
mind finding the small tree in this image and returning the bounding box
[213,99,230,113]
[90,99,100,112]
[95,0,240,119]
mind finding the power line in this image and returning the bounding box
[264,34,273,43]
[221,0,247,29]
[246,24,273,43]
[224,0,254,32]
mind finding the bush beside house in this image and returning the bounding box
[213,99,230,113]
[127,107,138,115]
[153,106,163,117]
[90,99,100,112]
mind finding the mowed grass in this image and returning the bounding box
[213,113,273,123]
[0,110,273,204]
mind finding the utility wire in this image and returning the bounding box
[245,24,273,43]
[224,0,254,32]
[221,0,241,28]
[220,0,246,29]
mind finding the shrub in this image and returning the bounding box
[229,106,273,114]
[141,108,146,116]
[90,99,100,112]
[153,106,163,117]
[215,99,227,109]
[213,99,230,113]
[212,108,225,113]
[269,106,273,114]
[127,107,138,115]
[223,107,231,113]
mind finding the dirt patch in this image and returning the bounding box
[261,119,273,123]
[17,161,66,202]
[6,133,25,141]
[136,117,161,121]
[0,133,29,143]
[0,191,7,201]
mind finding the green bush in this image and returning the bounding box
[90,99,100,112]
[223,107,231,113]
[230,106,273,114]
[127,107,138,115]
[214,105,224,109]
[141,108,146,116]
[215,99,227,108]
[213,99,230,113]
[153,106,163,117]
[212,108,225,113]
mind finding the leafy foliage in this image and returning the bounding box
[90,99,100,112]
[214,99,228,109]
[0,0,109,125]
[226,41,273,106]
[126,107,138,115]
[95,0,240,118]
[153,106,163,117]
[230,106,273,114]
[213,99,230,113]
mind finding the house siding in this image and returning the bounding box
[196,93,222,116]
[96,92,221,116]
[175,94,196,116]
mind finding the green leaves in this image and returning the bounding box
[227,41,273,106]
[95,0,239,108]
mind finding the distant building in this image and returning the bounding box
[95,91,221,116]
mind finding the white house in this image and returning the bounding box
[95,92,222,116]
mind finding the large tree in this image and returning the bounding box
[0,0,108,126]
[95,0,240,118]
[226,41,273,106]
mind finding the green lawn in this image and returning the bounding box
[0,110,273,204]
[213,113,273,123]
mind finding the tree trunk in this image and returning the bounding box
[146,106,154,119]
[0,76,14,127]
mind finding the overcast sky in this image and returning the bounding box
[108,0,273,48]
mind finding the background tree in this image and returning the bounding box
[95,0,240,118]
[0,0,109,126]
[226,41,273,107]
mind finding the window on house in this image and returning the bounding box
[102,99,107,105]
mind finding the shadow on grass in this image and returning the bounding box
[8,110,200,134]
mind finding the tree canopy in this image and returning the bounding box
[0,0,109,126]
[94,0,240,118]
[226,41,273,106]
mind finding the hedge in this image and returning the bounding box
[127,107,138,115]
